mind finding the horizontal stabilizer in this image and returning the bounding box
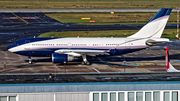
[146,38,169,46]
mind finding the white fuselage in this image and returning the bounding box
[9,37,150,52]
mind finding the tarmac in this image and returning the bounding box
[1,72,180,84]
[1,46,180,74]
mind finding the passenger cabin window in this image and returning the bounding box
[56,44,67,46]
[72,44,87,46]
[93,44,98,46]
[32,44,55,46]
[106,44,118,46]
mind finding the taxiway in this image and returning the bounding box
[1,46,180,74]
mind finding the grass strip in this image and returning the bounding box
[38,29,178,39]
[46,12,177,25]
[0,0,179,9]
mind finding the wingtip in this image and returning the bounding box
[164,46,169,50]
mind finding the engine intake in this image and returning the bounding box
[52,53,74,63]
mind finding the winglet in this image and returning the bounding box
[164,47,170,72]
[164,47,179,72]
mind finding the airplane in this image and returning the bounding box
[164,47,180,72]
[7,8,172,65]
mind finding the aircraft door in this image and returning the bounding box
[68,43,71,49]
[25,40,30,49]
[125,40,131,49]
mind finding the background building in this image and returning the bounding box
[0,72,180,101]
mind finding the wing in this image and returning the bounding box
[54,49,110,56]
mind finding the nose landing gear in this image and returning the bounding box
[28,56,32,64]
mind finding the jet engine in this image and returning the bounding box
[52,53,74,63]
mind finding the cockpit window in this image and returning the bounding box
[13,43,18,45]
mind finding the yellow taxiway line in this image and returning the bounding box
[148,51,160,57]
[11,12,29,24]
[136,67,146,72]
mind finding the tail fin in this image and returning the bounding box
[128,8,172,38]
[164,47,179,72]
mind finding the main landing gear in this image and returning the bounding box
[81,55,90,65]
[28,56,32,64]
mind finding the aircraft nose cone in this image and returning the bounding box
[7,45,14,51]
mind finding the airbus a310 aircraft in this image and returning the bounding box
[7,8,172,65]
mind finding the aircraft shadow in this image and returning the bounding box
[22,53,180,66]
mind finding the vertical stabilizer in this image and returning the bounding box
[128,9,172,38]
[165,47,179,72]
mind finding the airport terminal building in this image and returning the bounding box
[0,72,180,101]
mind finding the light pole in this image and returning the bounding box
[123,60,126,72]
[3,62,6,74]
[176,7,179,39]
[64,61,66,73]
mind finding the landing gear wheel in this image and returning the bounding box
[81,61,85,65]
[81,55,91,65]
[81,61,90,65]
[86,61,90,65]
[29,60,32,64]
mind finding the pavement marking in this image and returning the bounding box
[78,64,87,66]
[123,63,155,66]
[109,64,116,68]
[121,63,128,66]
[97,57,116,68]
[147,50,160,56]
[54,65,61,71]
[25,14,40,23]
[136,63,155,66]
[42,66,46,70]
[1,51,9,61]
[91,64,98,66]
[18,55,23,61]
[11,12,29,24]
[1,14,13,23]
[130,63,138,66]
[92,67,100,73]
[136,67,146,72]
[2,51,8,57]
[170,61,174,63]
[97,57,104,62]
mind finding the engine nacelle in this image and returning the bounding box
[52,53,74,63]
